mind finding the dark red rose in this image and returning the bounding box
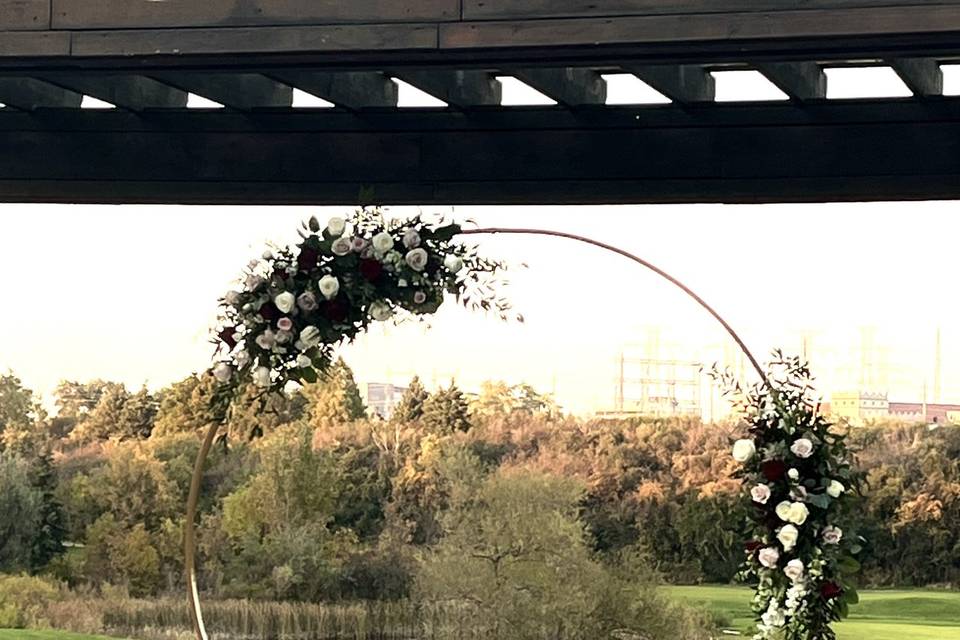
[359,258,384,282]
[218,328,237,349]
[297,247,319,272]
[259,302,281,321]
[745,540,763,553]
[322,299,348,323]
[761,460,787,482]
[820,581,843,600]
[273,269,288,281]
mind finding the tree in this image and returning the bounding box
[69,383,130,442]
[0,373,40,453]
[471,380,557,420]
[81,514,161,596]
[303,358,367,426]
[117,386,158,439]
[0,454,41,572]
[152,374,216,437]
[392,376,429,423]
[28,451,67,571]
[421,381,471,434]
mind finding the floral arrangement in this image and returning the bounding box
[720,353,864,640]
[209,208,513,414]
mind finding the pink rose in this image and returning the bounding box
[277,317,293,332]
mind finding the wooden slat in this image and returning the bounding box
[463,0,960,20]
[442,6,960,49]
[149,73,291,109]
[511,68,606,106]
[38,73,188,110]
[1,101,959,205]
[0,0,49,30]
[267,71,397,110]
[624,65,714,104]
[71,24,439,57]
[52,0,459,29]
[0,31,70,57]
[756,62,827,101]
[890,58,943,96]
[394,70,501,108]
[0,78,81,109]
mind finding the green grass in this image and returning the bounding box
[666,585,960,640]
[0,631,124,640]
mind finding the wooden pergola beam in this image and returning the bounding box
[624,65,715,104]
[510,68,606,106]
[755,62,827,102]
[38,73,187,110]
[267,70,397,110]
[0,78,82,110]
[393,70,501,108]
[148,72,292,110]
[889,58,943,97]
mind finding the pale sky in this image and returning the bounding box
[1,202,958,415]
[2,67,959,415]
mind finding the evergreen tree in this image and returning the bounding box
[303,358,367,426]
[118,387,159,440]
[71,383,131,442]
[28,450,67,570]
[422,381,471,434]
[393,376,430,423]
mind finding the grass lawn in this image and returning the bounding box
[0,631,125,640]
[667,585,960,640]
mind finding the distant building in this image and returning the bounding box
[888,402,960,425]
[827,391,889,424]
[363,382,408,419]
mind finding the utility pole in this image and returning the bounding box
[934,327,943,405]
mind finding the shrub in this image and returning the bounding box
[0,573,62,628]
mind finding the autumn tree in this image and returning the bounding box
[392,376,429,423]
[422,381,471,434]
[303,358,367,426]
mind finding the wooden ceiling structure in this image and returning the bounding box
[2,0,960,205]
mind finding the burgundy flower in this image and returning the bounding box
[820,581,843,600]
[322,299,348,323]
[273,269,289,281]
[259,302,281,322]
[359,258,384,282]
[745,540,763,553]
[298,247,319,272]
[218,328,237,349]
[762,460,787,482]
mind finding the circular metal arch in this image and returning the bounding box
[184,227,768,640]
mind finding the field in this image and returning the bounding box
[0,632,121,640]
[668,585,960,640]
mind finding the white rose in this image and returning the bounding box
[790,438,815,459]
[732,439,756,463]
[327,216,346,236]
[253,366,271,387]
[827,480,845,498]
[761,607,786,628]
[255,330,277,350]
[213,363,233,383]
[275,292,295,314]
[405,248,428,272]
[296,354,312,368]
[751,484,772,505]
[444,254,464,273]
[784,559,805,583]
[776,501,793,522]
[245,274,265,291]
[787,502,809,526]
[777,524,799,552]
[262,250,274,260]
[757,547,780,569]
[788,468,800,481]
[224,291,241,306]
[275,330,292,345]
[299,326,321,349]
[402,229,421,249]
[822,525,843,545]
[370,301,393,322]
[372,231,395,253]
[318,275,340,300]
[235,350,251,368]
[331,237,352,256]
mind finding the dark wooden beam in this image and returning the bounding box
[1,0,50,30]
[755,62,827,102]
[889,58,943,96]
[1,100,960,204]
[148,72,292,109]
[0,78,81,110]
[510,68,606,106]
[393,70,501,108]
[267,70,397,110]
[38,73,187,110]
[624,65,714,104]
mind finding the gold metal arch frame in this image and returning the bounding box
[184,227,770,640]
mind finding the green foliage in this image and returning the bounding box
[70,384,157,442]
[28,451,67,571]
[422,381,471,434]
[0,455,42,573]
[470,380,557,419]
[0,574,61,629]
[80,514,161,596]
[392,376,429,423]
[303,358,367,426]
[0,373,45,455]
